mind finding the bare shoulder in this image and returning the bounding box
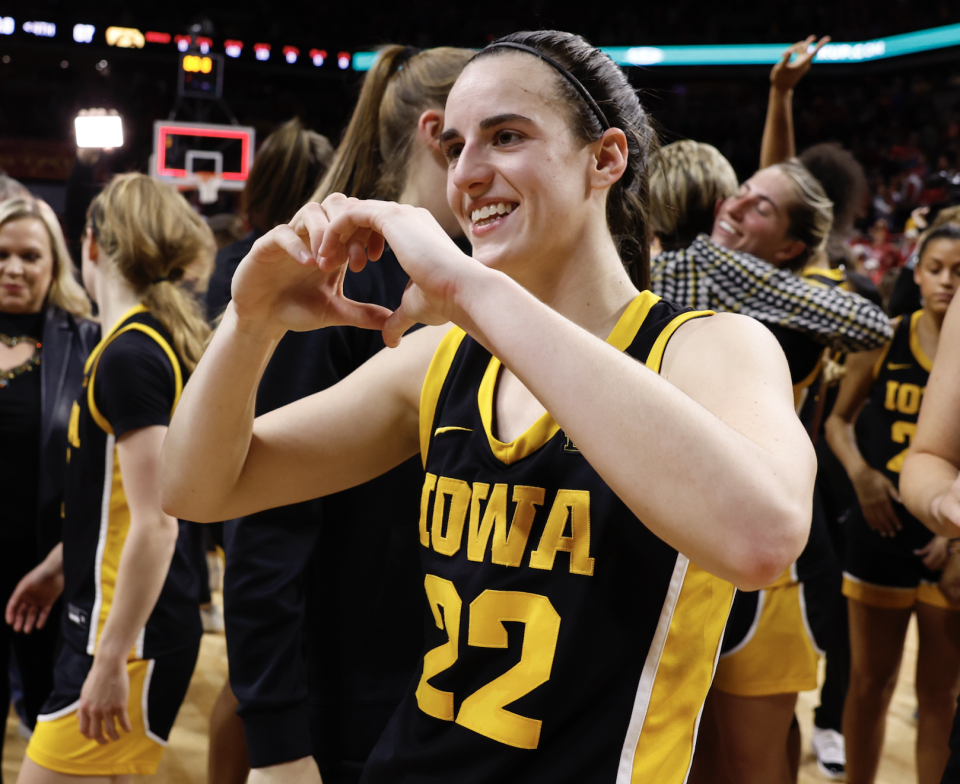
[660,312,791,393]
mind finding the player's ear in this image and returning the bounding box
[418,109,445,153]
[84,227,100,263]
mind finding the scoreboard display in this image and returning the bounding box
[178,53,224,99]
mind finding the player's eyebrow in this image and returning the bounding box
[440,113,535,145]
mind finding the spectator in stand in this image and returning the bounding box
[208,214,245,250]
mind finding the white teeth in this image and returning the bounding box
[470,202,516,224]
[719,219,738,235]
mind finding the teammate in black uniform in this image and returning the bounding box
[217,45,474,784]
[826,224,960,784]
[10,174,213,781]
[163,31,817,783]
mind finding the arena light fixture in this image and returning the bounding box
[0,17,13,36]
[73,24,95,44]
[145,31,171,44]
[175,34,191,53]
[75,114,124,148]
[196,36,212,54]
[106,26,144,48]
[336,51,350,69]
[224,39,243,58]
[351,21,960,70]
[254,43,270,61]
[23,21,56,38]
[310,48,326,66]
[284,45,299,64]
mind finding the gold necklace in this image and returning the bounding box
[0,333,42,388]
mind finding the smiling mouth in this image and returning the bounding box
[470,202,517,227]
[718,219,741,237]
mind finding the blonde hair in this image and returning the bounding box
[313,45,475,202]
[649,140,739,251]
[768,159,834,272]
[88,174,214,371]
[0,197,92,318]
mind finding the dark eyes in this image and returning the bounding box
[441,130,524,164]
[0,251,41,262]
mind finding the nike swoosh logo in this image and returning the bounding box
[887,363,912,370]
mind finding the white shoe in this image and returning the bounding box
[811,726,846,781]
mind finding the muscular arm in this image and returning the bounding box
[96,426,181,662]
[902,297,960,535]
[161,304,436,522]
[455,272,815,591]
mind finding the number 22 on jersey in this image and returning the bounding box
[415,575,561,749]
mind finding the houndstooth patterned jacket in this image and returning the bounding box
[650,235,893,352]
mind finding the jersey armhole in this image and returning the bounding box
[645,310,715,374]
[870,318,899,380]
[419,326,468,468]
[87,323,184,435]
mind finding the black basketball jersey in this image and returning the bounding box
[858,310,931,486]
[62,305,202,659]
[362,292,736,784]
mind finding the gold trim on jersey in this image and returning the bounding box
[86,306,184,435]
[645,309,713,373]
[420,327,470,467]
[619,558,735,783]
[908,309,933,372]
[476,293,661,466]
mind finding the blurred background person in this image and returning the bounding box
[9,174,213,782]
[0,195,95,782]
[827,224,960,784]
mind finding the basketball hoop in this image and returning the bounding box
[195,171,222,204]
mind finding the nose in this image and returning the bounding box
[450,139,494,199]
[726,194,750,220]
[0,254,24,277]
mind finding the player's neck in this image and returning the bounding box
[97,276,144,334]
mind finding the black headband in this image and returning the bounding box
[482,41,611,133]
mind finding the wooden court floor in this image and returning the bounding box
[4,618,925,783]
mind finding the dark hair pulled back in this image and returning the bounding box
[474,31,658,290]
[918,222,960,263]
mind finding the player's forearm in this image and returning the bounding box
[161,302,282,522]
[94,514,179,665]
[760,87,795,169]
[455,272,809,589]
[901,453,960,536]
[825,415,871,481]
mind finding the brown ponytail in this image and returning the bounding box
[88,174,214,371]
[474,32,659,291]
[313,44,474,202]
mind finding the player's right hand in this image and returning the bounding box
[853,467,903,537]
[230,201,392,338]
[5,554,64,633]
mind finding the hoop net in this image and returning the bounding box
[195,171,222,204]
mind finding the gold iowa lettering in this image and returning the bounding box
[418,473,595,576]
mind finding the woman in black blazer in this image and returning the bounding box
[0,196,96,775]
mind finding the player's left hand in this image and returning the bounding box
[915,535,951,571]
[316,195,480,346]
[78,658,132,744]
